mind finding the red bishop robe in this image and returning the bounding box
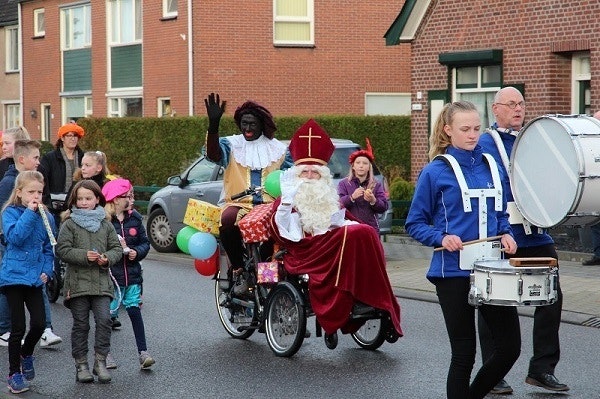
[269,199,402,336]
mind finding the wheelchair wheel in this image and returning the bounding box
[265,284,306,357]
[214,271,255,339]
[351,318,386,350]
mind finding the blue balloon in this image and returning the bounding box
[188,232,218,260]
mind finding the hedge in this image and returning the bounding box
[66,115,411,187]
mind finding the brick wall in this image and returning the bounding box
[20,0,411,140]
[409,0,600,181]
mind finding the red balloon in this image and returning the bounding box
[194,251,219,276]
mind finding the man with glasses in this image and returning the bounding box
[477,87,568,394]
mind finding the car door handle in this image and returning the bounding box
[194,191,205,197]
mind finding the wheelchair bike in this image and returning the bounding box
[214,188,397,357]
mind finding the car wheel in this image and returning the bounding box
[147,208,179,253]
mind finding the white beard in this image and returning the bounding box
[292,167,340,234]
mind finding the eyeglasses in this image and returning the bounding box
[63,134,79,138]
[495,101,526,109]
[117,194,134,199]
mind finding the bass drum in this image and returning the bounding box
[510,114,600,228]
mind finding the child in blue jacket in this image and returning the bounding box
[0,171,54,393]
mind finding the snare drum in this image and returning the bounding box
[510,114,600,228]
[468,259,557,307]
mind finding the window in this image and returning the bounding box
[572,52,590,114]
[273,0,314,46]
[109,0,142,45]
[34,9,45,37]
[365,93,411,116]
[62,96,92,123]
[453,65,502,128]
[5,26,19,72]
[163,0,177,18]
[4,103,20,129]
[61,4,91,50]
[158,98,173,117]
[109,97,142,117]
[108,0,142,90]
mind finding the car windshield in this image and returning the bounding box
[186,158,216,183]
[328,147,381,179]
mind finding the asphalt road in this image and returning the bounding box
[0,254,598,398]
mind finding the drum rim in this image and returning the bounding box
[509,114,599,228]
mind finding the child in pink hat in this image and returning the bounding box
[102,179,155,370]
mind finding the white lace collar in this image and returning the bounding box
[227,134,287,170]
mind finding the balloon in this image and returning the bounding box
[176,226,198,254]
[194,251,219,276]
[264,170,282,198]
[188,232,218,260]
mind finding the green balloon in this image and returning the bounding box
[264,170,282,198]
[177,226,198,254]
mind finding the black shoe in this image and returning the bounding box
[582,257,600,266]
[324,332,338,350]
[525,373,569,392]
[111,317,122,330]
[490,379,513,395]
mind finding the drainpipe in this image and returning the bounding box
[17,3,23,128]
[188,0,194,116]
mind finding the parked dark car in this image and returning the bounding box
[147,139,393,252]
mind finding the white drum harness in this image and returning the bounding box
[486,128,540,235]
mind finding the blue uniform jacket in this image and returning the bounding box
[0,205,55,287]
[479,128,554,248]
[405,145,512,280]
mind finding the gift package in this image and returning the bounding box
[183,199,221,236]
[238,203,274,243]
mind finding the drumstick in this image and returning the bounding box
[39,206,57,246]
[434,235,503,252]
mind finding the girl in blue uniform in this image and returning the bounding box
[405,101,521,399]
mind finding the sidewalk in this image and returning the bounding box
[382,235,600,327]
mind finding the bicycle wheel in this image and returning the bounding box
[214,271,255,339]
[351,318,386,350]
[265,285,306,357]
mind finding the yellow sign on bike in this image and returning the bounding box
[183,199,221,236]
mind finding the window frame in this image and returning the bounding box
[108,0,142,46]
[108,96,143,117]
[452,65,502,128]
[34,8,46,37]
[60,4,92,51]
[3,102,20,129]
[273,0,314,47]
[571,52,590,114]
[162,0,178,18]
[158,97,172,117]
[5,25,19,73]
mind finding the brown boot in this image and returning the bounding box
[75,358,94,383]
[92,353,112,383]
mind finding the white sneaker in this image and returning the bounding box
[40,328,62,347]
[0,332,9,347]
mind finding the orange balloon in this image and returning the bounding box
[194,251,219,276]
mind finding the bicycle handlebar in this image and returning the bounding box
[231,186,263,201]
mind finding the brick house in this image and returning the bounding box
[0,0,20,130]
[18,0,411,141]
[385,0,600,182]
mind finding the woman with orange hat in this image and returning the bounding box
[337,139,388,232]
[38,123,85,224]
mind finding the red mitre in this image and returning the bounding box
[289,119,334,165]
[349,138,375,164]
